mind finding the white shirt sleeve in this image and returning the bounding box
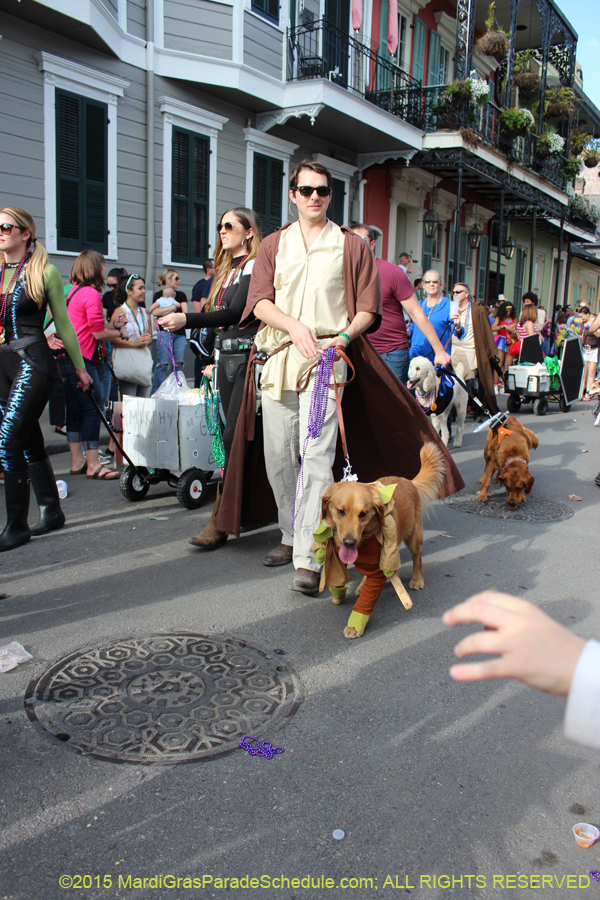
[564,639,600,748]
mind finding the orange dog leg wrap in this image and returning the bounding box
[352,535,387,616]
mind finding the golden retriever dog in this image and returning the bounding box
[477,415,539,510]
[320,443,445,638]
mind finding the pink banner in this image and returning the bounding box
[351,0,363,31]
[388,0,398,56]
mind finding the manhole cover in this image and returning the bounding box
[25,634,301,764]
[444,491,573,522]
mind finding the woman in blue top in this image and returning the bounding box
[409,269,452,362]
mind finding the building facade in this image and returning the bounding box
[1,0,598,313]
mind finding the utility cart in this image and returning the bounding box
[119,395,216,508]
[504,334,584,416]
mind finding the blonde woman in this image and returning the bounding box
[159,207,262,549]
[149,269,188,394]
[409,269,452,362]
[0,208,92,550]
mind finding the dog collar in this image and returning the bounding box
[503,457,528,465]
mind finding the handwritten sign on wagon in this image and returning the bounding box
[122,397,180,471]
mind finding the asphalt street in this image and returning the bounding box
[1,395,599,900]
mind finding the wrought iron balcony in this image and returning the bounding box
[396,84,567,191]
[286,19,417,103]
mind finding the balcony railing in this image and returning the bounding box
[286,19,417,102]
[285,28,567,192]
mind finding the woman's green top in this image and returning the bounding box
[1,262,85,368]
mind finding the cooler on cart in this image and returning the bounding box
[119,395,216,508]
[504,334,584,416]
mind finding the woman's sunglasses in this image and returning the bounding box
[217,221,235,232]
[294,185,331,197]
[0,223,24,235]
[126,273,142,289]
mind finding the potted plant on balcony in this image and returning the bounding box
[513,50,541,99]
[563,156,583,179]
[500,107,535,139]
[535,131,565,159]
[545,86,576,119]
[582,147,600,168]
[441,72,490,107]
[570,127,591,155]
[475,2,510,62]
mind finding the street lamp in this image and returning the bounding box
[468,222,482,250]
[423,208,440,240]
[502,236,516,260]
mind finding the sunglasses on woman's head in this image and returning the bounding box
[0,223,24,235]
[126,273,142,289]
[294,185,331,197]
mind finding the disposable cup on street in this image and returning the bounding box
[56,480,68,500]
[573,823,599,848]
[449,299,460,317]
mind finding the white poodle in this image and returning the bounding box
[407,356,468,448]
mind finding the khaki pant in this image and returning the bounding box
[262,381,341,572]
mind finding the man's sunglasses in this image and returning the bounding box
[0,223,24,235]
[294,185,331,197]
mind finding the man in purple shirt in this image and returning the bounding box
[351,225,451,384]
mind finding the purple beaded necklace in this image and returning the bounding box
[157,327,183,386]
[291,347,336,532]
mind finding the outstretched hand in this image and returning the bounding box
[443,591,586,696]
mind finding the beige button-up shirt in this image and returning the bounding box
[255,220,349,401]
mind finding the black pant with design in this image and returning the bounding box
[0,342,57,472]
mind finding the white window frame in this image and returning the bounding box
[533,250,545,296]
[244,128,299,226]
[36,52,129,260]
[159,97,228,267]
[312,153,358,226]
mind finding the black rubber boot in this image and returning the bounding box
[29,458,65,536]
[0,470,31,551]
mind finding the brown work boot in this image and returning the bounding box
[290,568,320,596]
[263,543,293,567]
[189,484,227,550]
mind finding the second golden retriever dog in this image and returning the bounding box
[314,443,445,639]
[477,415,539,510]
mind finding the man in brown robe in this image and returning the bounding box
[216,165,465,590]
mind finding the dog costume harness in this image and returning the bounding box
[415,370,454,416]
[312,482,413,636]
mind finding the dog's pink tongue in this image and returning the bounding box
[339,545,358,565]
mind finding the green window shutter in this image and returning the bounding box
[426,29,441,86]
[513,247,526,307]
[171,127,209,264]
[446,223,455,290]
[422,224,432,273]
[329,178,346,226]
[477,234,488,301]
[572,283,581,306]
[56,89,107,253]
[251,0,279,23]
[83,100,108,250]
[412,17,426,84]
[253,153,283,235]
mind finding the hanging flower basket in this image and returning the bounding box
[443,80,473,103]
[514,71,541,97]
[500,107,535,139]
[475,3,509,62]
[535,132,565,159]
[563,156,583,179]
[570,127,591,155]
[583,149,600,168]
[475,30,509,62]
[545,87,576,119]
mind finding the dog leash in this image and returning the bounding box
[296,347,357,481]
